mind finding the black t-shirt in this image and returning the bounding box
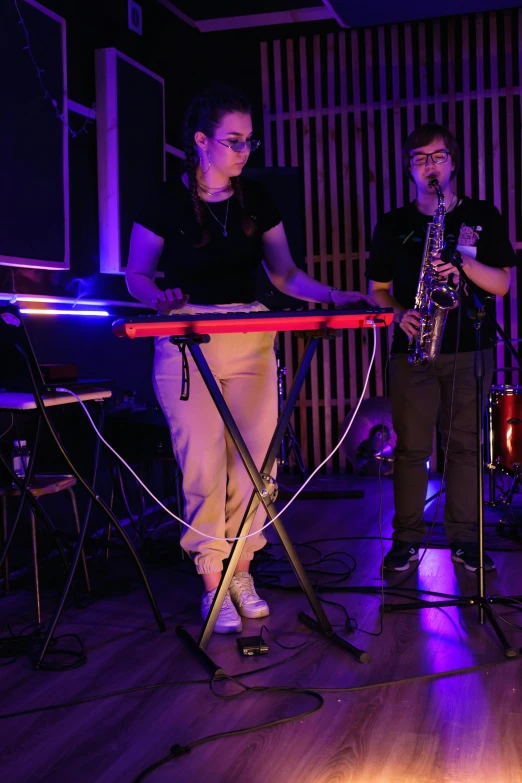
[135,177,282,305]
[366,198,517,353]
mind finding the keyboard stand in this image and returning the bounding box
[174,330,370,670]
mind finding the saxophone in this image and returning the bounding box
[408,177,459,365]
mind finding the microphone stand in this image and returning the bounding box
[383,240,522,658]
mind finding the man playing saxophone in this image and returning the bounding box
[366,123,517,572]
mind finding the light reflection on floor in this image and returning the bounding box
[390,477,491,669]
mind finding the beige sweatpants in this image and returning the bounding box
[153,302,278,574]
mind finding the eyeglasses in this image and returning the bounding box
[216,139,262,153]
[410,149,450,166]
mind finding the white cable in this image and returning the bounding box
[56,324,377,542]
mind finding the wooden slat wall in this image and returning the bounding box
[261,8,522,472]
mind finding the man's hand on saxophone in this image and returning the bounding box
[398,308,421,338]
[432,253,460,285]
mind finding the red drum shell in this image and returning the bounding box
[489,385,522,473]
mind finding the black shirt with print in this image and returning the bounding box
[366,198,517,354]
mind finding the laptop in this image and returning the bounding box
[0,304,110,394]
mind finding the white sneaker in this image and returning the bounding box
[229,572,270,619]
[201,588,242,634]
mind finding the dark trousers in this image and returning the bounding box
[389,349,494,544]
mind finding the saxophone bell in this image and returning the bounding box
[430,284,459,310]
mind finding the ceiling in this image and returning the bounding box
[159,0,520,31]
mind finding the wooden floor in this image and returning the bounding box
[2,475,522,783]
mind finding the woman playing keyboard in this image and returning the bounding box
[126,84,374,633]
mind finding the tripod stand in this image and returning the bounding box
[276,351,306,476]
[384,257,522,658]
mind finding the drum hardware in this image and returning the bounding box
[341,396,395,477]
[276,352,306,477]
[494,464,521,536]
[486,459,521,504]
[485,385,522,527]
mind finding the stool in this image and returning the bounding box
[0,474,90,624]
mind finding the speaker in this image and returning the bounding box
[242,168,306,310]
[105,406,173,463]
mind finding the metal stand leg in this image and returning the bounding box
[485,390,497,506]
[176,334,370,671]
[277,353,306,476]
[68,487,91,593]
[1,498,10,595]
[30,510,41,625]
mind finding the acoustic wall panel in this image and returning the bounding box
[95,48,165,274]
[0,0,69,271]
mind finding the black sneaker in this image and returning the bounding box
[451,543,495,572]
[383,541,420,571]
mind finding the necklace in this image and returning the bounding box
[205,199,229,237]
[445,193,459,213]
[197,179,231,196]
[415,192,458,215]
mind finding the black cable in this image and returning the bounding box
[13,0,93,138]
[259,624,311,650]
[254,523,491,638]
[1,627,518,725]
[258,581,466,600]
[313,655,519,692]
[132,676,324,782]
[0,637,324,721]
[318,594,355,635]
[0,623,35,666]
[0,624,86,670]
[487,604,522,631]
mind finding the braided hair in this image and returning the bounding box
[183,85,258,246]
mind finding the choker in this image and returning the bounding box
[197,179,231,197]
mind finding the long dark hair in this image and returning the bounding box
[402,122,461,182]
[183,85,258,245]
